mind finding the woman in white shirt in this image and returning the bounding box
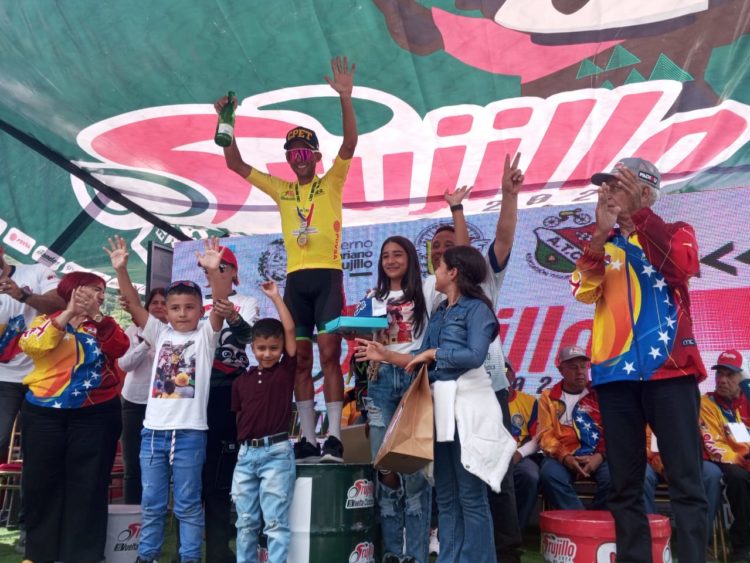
[362,235,431,563]
[118,288,167,504]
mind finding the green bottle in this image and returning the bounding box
[214,91,236,147]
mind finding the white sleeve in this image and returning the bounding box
[236,295,260,326]
[142,314,167,347]
[422,275,445,314]
[36,266,60,294]
[118,339,152,373]
[517,437,540,458]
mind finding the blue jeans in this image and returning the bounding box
[644,460,722,546]
[539,457,610,510]
[513,456,540,529]
[434,429,495,563]
[365,363,431,563]
[231,440,296,563]
[138,429,207,562]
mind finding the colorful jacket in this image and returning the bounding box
[508,388,538,445]
[571,207,706,385]
[20,313,129,408]
[537,380,605,461]
[699,392,750,464]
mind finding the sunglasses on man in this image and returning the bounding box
[286,148,317,163]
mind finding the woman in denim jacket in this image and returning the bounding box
[357,245,503,563]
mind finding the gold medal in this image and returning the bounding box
[297,232,308,247]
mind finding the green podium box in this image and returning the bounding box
[288,463,377,563]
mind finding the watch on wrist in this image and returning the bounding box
[18,287,32,303]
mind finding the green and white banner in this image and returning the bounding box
[1,1,750,280]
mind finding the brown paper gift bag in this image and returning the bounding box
[373,365,434,473]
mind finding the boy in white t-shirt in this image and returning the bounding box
[106,235,230,563]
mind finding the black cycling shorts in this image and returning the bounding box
[283,268,345,339]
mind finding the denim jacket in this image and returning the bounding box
[417,295,498,382]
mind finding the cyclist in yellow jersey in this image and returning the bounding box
[216,56,358,463]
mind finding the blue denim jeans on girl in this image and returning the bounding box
[138,428,207,562]
[365,363,432,563]
[434,429,495,563]
[231,440,296,563]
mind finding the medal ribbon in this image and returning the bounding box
[295,179,319,229]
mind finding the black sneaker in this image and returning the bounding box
[320,435,344,463]
[294,437,320,462]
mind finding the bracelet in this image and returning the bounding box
[450,204,463,212]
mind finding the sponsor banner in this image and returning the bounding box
[173,187,750,399]
[1,1,750,279]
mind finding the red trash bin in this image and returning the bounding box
[540,510,672,563]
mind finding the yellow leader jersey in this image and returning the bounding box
[246,156,351,274]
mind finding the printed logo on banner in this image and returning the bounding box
[414,221,490,275]
[114,522,141,552]
[345,478,375,509]
[342,240,374,277]
[348,541,376,563]
[3,228,35,255]
[32,246,64,270]
[542,533,577,563]
[527,209,596,278]
[257,239,287,285]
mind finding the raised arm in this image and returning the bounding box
[214,95,253,178]
[197,237,230,332]
[443,185,472,246]
[0,279,65,315]
[260,281,296,357]
[571,185,617,305]
[105,236,149,328]
[493,153,524,266]
[325,56,358,160]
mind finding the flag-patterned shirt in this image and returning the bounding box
[20,313,128,408]
[570,207,706,385]
[700,392,750,464]
[538,380,605,461]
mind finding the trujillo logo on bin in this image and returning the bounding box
[542,534,577,563]
[348,541,376,563]
[345,479,375,509]
[114,522,141,552]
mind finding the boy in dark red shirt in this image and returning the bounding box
[230,281,297,563]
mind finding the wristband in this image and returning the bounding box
[450,204,463,212]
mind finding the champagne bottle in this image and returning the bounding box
[214,91,236,147]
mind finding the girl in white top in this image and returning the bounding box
[362,235,432,563]
[118,287,167,504]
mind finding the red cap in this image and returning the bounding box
[198,246,239,284]
[711,349,744,373]
[556,345,590,367]
[219,246,238,270]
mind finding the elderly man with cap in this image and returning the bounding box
[700,350,750,562]
[217,57,358,463]
[571,158,708,563]
[537,345,610,510]
[200,245,260,563]
[0,244,65,462]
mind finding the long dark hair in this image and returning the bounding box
[375,236,427,337]
[441,245,499,340]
